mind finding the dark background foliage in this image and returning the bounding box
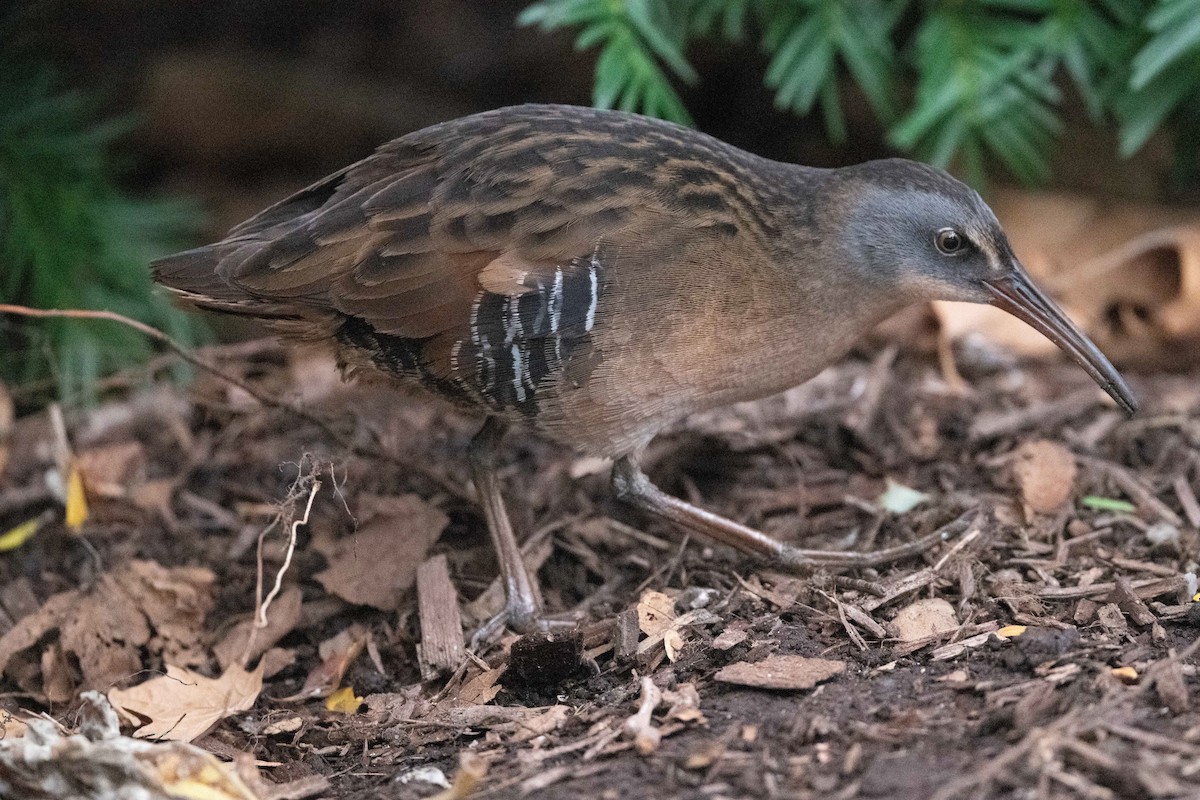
[3,0,1198,402]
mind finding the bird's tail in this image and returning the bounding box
[152,240,271,316]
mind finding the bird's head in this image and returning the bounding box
[832,158,1137,415]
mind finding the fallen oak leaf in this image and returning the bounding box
[0,560,213,696]
[108,662,264,743]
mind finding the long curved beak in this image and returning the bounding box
[984,265,1138,415]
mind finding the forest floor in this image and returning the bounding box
[0,338,1198,800]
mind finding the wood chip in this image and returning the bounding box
[1095,603,1127,637]
[711,625,749,651]
[615,608,640,660]
[891,598,958,642]
[1151,657,1190,714]
[1108,576,1157,627]
[714,655,844,691]
[636,591,676,637]
[416,554,464,679]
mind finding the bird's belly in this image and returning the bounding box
[532,304,865,457]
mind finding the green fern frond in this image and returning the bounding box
[890,5,1061,186]
[759,0,901,143]
[0,67,206,404]
[1119,0,1200,155]
[520,0,697,124]
[680,0,752,40]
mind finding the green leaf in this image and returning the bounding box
[888,5,1060,186]
[1081,496,1137,513]
[518,0,695,124]
[1130,1,1200,89]
[759,0,900,142]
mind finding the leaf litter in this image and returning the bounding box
[0,304,1197,798]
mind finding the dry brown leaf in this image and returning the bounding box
[108,662,264,743]
[214,585,303,670]
[124,561,215,667]
[1013,440,1077,514]
[314,494,448,610]
[936,191,1200,369]
[454,667,504,706]
[292,624,368,699]
[891,598,959,643]
[714,655,845,691]
[637,590,676,638]
[129,479,178,523]
[75,441,145,498]
[40,643,74,705]
[0,560,214,696]
[1061,225,1200,367]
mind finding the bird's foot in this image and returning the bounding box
[469,602,581,652]
[774,509,979,571]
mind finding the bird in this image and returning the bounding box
[153,103,1136,636]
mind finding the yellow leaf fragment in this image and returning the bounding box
[996,625,1027,639]
[146,747,259,800]
[1111,666,1139,683]
[325,686,363,714]
[65,464,89,532]
[0,517,42,552]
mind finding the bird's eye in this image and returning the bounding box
[935,228,965,255]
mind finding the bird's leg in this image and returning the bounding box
[611,456,952,570]
[467,417,545,637]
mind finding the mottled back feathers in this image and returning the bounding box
[152,104,805,424]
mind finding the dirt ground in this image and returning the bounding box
[0,337,1198,800]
